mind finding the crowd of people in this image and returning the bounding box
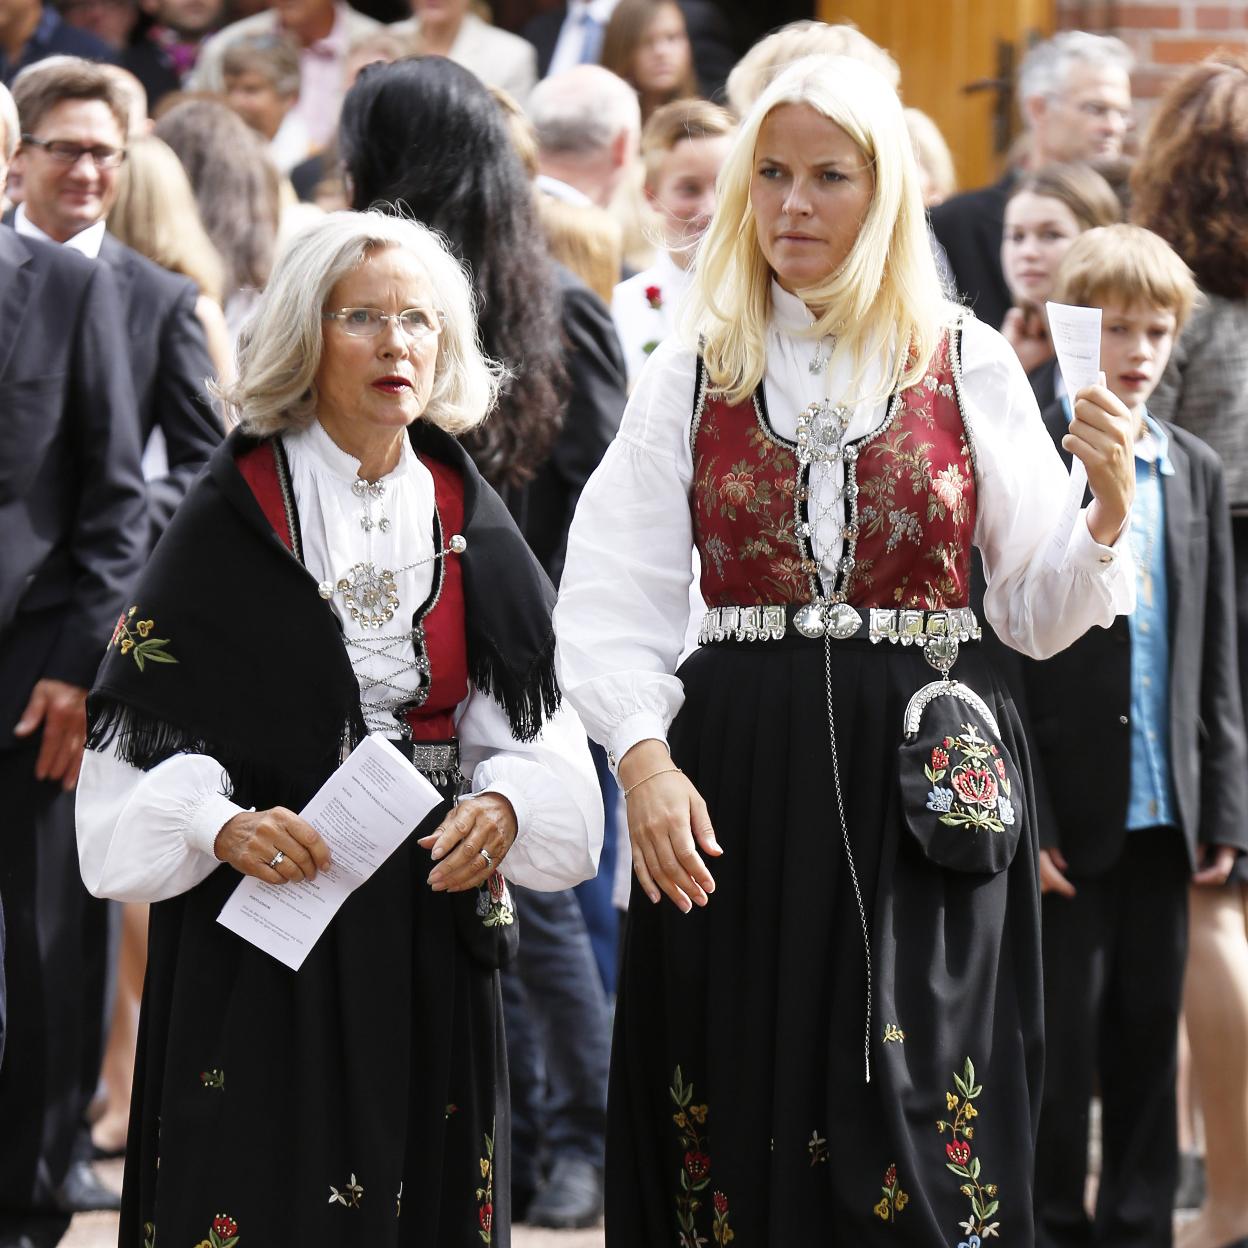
[0,4,1245,1248]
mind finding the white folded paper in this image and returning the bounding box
[1043,301,1102,570]
[217,734,444,970]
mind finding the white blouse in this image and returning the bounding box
[554,282,1136,771]
[77,421,604,903]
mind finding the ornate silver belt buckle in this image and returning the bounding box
[793,602,827,638]
[825,602,862,640]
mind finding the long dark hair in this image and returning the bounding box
[339,57,565,488]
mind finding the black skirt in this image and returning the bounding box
[606,634,1042,1246]
[119,795,513,1247]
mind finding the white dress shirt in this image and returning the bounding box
[546,0,619,77]
[14,205,106,257]
[554,282,1136,771]
[77,419,604,902]
[612,249,693,390]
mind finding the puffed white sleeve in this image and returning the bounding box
[962,316,1136,659]
[76,745,244,902]
[554,338,700,769]
[455,688,604,891]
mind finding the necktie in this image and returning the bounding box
[579,9,604,64]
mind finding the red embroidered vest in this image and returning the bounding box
[237,440,468,742]
[690,330,977,611]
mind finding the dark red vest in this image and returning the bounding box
[237,441,468,742]
[690,331,977,611]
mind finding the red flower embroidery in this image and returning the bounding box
[479,1203,493,1232]
[885,1163,897,1188]
[685,1150,711,1183]
[994,756,1007,781]
[930,747,949,771]
[713,1191,728,1215]
[943,736,953,748]
[645,284,662,309]
[946,1140,971,1166]
[952,768,998,807]
[719,470,756,505]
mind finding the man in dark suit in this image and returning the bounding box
[11,56,221,542]
[1019,227,1248,1248]
[0,0,118,83]
[0,82,147,1246]
[930,30,1132,329]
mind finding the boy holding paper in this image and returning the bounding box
[1024,223,1248,1247]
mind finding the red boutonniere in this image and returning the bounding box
[645,284,663,310]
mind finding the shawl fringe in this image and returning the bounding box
[470,631,561,743]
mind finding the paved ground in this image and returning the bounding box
[61,1161,605,1247]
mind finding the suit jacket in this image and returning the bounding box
[929,173,1015,331]
[0,227,147,748]
[1018,400,1248,874]
[389,12,538,100]
[97,234,221,543]
[501,263,627,584]
[1027,356,1058,414]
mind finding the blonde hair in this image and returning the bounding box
[691,55,948,404]
[725,22,900,117]
[904,107,956,206]
[1053,223,1198,332]
[108,135,226,303]
[538,194,623,303]
[641,96,735,187]
[219,210,505,437]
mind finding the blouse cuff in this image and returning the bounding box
[1072,508,1132,570]
[605,713,671,775]
[184,788,248,859]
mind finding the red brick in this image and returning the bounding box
[1114,4,1182,29]
[1195,6,1235,30]
[1151,36,1241,62]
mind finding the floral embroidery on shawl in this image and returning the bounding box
[873,1163,909,1222]
[937,1058,1000,1240]
[109,606,177,671]
[924,726,1016,834]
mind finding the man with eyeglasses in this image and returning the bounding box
[930,30,1133,331]
[0,78,146,1248]
[2,55,219,1231]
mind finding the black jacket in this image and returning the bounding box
[1027,356,1059,413]
[501,264,627,584]
[97,233,222,542]
[929,173,1015,331]
[1018,400,1248,874]
[0,226,147,749]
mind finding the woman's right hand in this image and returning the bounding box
[1001,304,1052,374]
[213,808,332,884]
[619,739,722,913]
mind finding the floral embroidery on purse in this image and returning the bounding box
[923,726,1016,834]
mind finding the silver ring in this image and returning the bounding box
[479,848,492,869]
[268,850,286,869]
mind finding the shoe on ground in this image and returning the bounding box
[525,1155,603,1229]
[52,1159,122,1213]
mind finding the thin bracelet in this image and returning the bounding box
[623,766,682,800]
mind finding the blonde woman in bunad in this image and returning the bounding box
[555,55,1137,1246]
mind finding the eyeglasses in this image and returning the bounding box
[323,307,445,342]
[20,136,127,168]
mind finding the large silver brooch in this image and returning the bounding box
[337,562,399,629]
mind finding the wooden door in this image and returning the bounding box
[817,0,1054,191]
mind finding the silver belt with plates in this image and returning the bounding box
[390,738,463,790]
[698,603,982,674]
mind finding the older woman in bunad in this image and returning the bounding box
[75,210,602,1247]
[555,56,1136,1246]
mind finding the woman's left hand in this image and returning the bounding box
[1063,378,1136,546]
[418,793,517,892]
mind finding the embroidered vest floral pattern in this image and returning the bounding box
[690,332,977,610]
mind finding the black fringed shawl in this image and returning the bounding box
[86,421,561,813]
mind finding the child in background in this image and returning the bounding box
[1020,223,1248,1248]
[221,32,308,173]
[610,97,733,388]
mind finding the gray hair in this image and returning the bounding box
[527,65,641,157]
[1018,31,1133,107]
[0,82,18,162]
[218,210,505,438]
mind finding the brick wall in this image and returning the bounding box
[1055,0,1248,102]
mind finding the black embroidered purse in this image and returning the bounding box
[897,679,1023,875]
